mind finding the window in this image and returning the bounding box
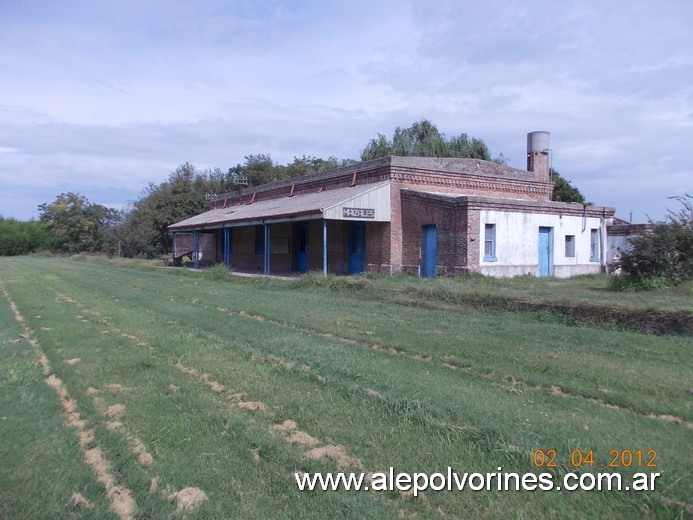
[484,224,497,261]
[254,225,265,255]
[590,228,599,262]
[565,235,575,257]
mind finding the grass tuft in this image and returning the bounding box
[202,264,234,282]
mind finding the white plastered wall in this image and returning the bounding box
[478,210,605,278]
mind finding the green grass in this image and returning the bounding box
[0,256,691,519]
[298,270,693,313]
[0,278,112,518]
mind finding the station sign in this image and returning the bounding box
[342,208,375,219]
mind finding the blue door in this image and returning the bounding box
[348,222,365,274]
[296,223,309,272]
[538,226,553,277]
[423,225,437,278]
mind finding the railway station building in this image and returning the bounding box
[168,132,615,278]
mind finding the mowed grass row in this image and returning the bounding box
[0,256,691,518]
[352,270,693,313]
[55,257,692,421]
[0,277,113,518]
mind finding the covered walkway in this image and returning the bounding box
[169,181,390,276]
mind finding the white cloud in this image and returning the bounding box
[0,0,691,222]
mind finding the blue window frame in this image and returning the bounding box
[484,224,497,262]
[590,228,599,262]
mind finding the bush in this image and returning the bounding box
[290,272,369,292]
[612,194,693,290]
[202,263,234,282]
[0,218,51,256]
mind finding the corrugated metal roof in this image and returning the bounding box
[169,181,390,230]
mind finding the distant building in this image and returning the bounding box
[606,217,654,271]
[169,132,615,278]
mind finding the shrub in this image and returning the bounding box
[202,263,234,282]
[612,194,693,290]
[290,272,369,292]
[0,218,51,256]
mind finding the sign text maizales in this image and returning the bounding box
[343,208,375,219]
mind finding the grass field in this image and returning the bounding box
[0,256,691,519]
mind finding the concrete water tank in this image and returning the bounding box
[527,131,550,153]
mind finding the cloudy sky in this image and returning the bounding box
[1,0,691,222]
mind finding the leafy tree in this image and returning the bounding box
[120,164,207,257]
[551,169,586,203]
[119,163,248,257]
[0,217,51,256]
[231,154,279,187]
[227,155,357,189]
[38,193,119,253]
[284,155,357,178]
[119,158,361,258]
[613,194,693,289]
[360,119,493,161]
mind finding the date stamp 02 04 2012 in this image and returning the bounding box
[532,449,658,469]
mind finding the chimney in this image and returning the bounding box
[527,131,550,182]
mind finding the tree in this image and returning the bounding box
[360,119,493,161]
[0,217,50,256]
[119,162,253,257]
[613,194,693,289]
[551,169,587,204]
[120,164,208,257]
[231,154,279,187]
[38,193,119,253]
[284,155,357,178]
[118,157,362,258]
[226,155,358,189]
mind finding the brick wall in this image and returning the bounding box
[387,160,552,273]
[389,179,405,269]
[392,167,552,202]
[528,151,550,182]
[210,157,552,209]
[228,226,261,272]
[173,232,217,266]
[400,191,470,275]
[365,222,388,271]
[226,223,295,273]
[268,222,293,272]
[173,232,194,258]
[326,221,351,274]
[311,220,388,274]
[465,209,480,271]
[308,220,328,272]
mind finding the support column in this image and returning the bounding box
[264,223,271,275]
[171,232,176,266]
[193,230,200,270]
[323,219,328,277]
[223,227,230,268]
